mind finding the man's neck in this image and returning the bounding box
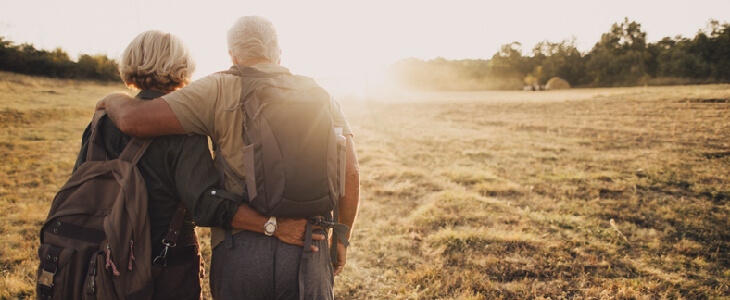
[238,58,273,66]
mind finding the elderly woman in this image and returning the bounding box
[73,30,232,299]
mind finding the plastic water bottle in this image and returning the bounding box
[334,127,346,144]
[335,127,346,197]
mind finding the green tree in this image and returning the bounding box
[653,36,709,78]
[490,42,530,78]
[587,18,649,86]
[651,20,730,81]
[530,39,586,86]
[0,37,119,80]
[91,54,119,81]
[0,36,22,72]
[595,17,647,55]
[702,21,730,79]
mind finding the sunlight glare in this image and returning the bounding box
[313,66,404,102]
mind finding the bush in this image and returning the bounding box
[0,37,120,82]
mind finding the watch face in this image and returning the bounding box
[265,223,276,234]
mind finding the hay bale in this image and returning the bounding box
[546,77,571,90]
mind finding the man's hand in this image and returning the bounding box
[332,241,347,276]
[96,91,131,111]
[274,217,326,252]
[96,98,105,111]
[229,204,324,252]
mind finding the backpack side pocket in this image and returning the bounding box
[81,249,117,300]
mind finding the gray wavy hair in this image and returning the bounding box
[227,16,281,64]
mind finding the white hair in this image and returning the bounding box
[227,16,280,64]
[119,30,195,91]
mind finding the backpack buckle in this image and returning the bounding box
[308,217,335,229]
[161,239,176,248]
[153,241,173,267]
[39,269,55,288]
[152,255,167,268]
[86,266,96,294]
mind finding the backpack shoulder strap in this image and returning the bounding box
[86,110,109,162]
[119,137,153,165]
[85,110,153,164]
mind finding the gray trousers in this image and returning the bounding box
[210,229,334,300]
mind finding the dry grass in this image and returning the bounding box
[0,71,126,299]
[336,85,730,299]
[1,71,729,299]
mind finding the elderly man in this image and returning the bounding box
[97,16,359,299]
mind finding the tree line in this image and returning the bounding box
[390,19,730,90]
[0,37,119,81]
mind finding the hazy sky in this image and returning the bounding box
[1,0,728,82]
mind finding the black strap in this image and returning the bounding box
[44,221,106,244]
[307,216,350,263]
[153,203,187,269]
[330,225,350,262]
[164,203,186,247]
[86,110,108,162]
[298,221,314,300]
[331,208,339,263]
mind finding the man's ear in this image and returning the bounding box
[229,50,238,64]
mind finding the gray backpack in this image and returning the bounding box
[219,65,349,257]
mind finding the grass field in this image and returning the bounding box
[1,71,729,299]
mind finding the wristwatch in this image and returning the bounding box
[264,216,277,236]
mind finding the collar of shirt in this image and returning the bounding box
[226,63,292,78]
[136,90,167,100]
